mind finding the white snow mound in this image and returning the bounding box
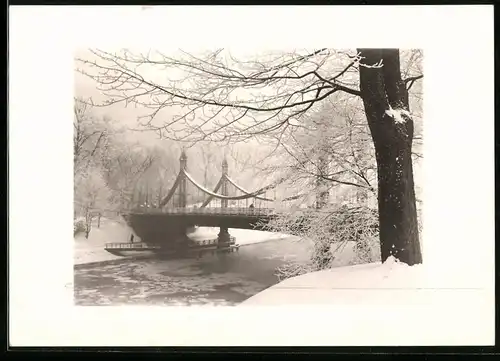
[240,256,478,306]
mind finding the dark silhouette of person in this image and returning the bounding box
[249,203,255,209]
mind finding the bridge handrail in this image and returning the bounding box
[105,242,162,249]
[194,236,236,246]
[105,236,237,250]
[131,207,277,216]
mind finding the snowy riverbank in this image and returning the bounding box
[74,218,128,265]
[240,255,489,306]
[239,256,493,345]
[241,256,427,305]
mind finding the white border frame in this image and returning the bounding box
[9,5,495,346]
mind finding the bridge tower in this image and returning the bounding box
[218,157,231,249]
[178,149,188,208]
[221,157,229,208]
[175,149,193,246]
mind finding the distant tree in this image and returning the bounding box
[265,96,378,207]
[198,142,220,189]
[227,144,261,191]
[100,142,157,209]
[73,97,112,175]
[77,48,423,265]
[73,98,116,227]
[73,98,178,232]
[74,166,112,238]
[134,145,179,207]
[259,99,382,276]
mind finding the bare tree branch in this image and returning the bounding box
[76,48,364,143]
[404,74,424,91]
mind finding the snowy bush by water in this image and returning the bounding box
[263,204,380,281]
[74,217,87,236]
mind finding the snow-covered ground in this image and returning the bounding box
[240,256,465,306]
[74,217,290,265]
[74,218,131,265]
[239,254,494,344]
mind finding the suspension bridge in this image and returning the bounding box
[106,150,305,258]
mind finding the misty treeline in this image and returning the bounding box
[73,99,267,236]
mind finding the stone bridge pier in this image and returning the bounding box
[217,226,231,249]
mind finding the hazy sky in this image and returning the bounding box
[74,51,161,144]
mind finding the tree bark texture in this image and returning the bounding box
[357,48,422,265]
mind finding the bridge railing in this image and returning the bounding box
[193,236,236,246]
[105,236,237,250]
[105,242,162,249]
[131,207,278,216]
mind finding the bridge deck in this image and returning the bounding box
[128,207,286,216]
[105,242,162,250]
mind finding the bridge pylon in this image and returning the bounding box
[218,157,232,250]
[176,149,192,239]
[178,149,188,208]
[221,157,229,208]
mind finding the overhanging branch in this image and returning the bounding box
[76,48,364,143]
[404,74,423,91]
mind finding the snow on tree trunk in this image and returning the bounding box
[358,48,422,266]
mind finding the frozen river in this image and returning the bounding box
[74,237,312,306]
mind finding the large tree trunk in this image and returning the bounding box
[357,48,422,265]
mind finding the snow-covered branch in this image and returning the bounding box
[76,48,364,143]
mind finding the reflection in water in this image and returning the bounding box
[74,237,312,306]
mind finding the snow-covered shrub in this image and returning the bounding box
[328,204,380,265]
[265,203,380,281]
[74,217,87,236]
[275,262,314,282]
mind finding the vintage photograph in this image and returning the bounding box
[73,48,424,306]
